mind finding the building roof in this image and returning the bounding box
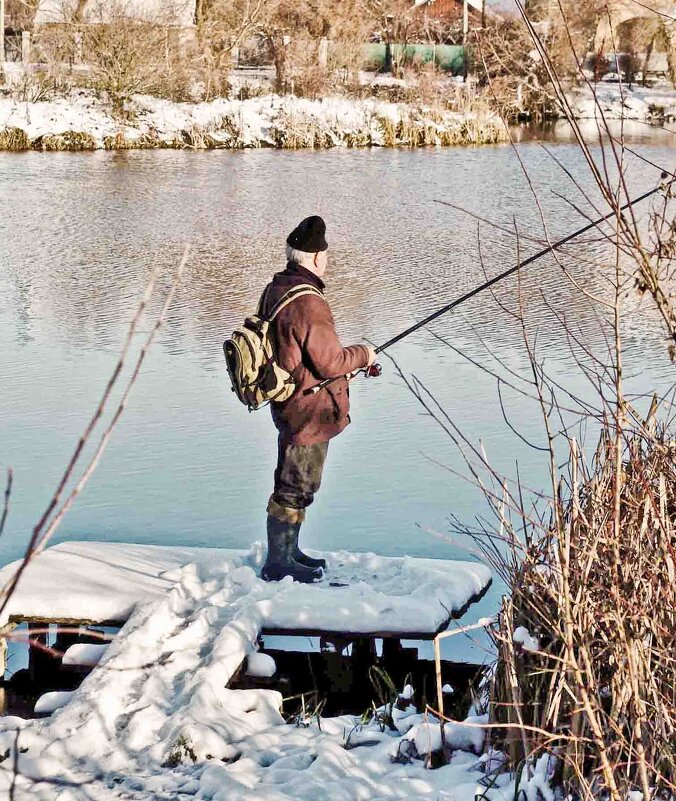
[34,0,196,26]
[414,0,485,11]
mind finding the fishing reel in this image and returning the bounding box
[308,363,382,394]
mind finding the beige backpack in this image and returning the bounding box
[223,283,323,411]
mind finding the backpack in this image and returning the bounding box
[223,283,323,412]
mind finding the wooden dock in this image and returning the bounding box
[0,541,492,690]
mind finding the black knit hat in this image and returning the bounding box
[286,216,328,253]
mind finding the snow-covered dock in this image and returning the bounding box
[0,541,491,639]
[0,542,498,801]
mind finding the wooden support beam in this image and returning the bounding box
[53,625,81,658]
[28,623,51,685]
[381,637,403,662]
[0,622,15,679]
[9,615,126,628]
[21,30,30,64]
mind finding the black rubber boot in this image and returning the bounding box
[262,516,323,584]
[290,522,327,570]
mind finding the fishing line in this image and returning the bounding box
[307,180,670,396]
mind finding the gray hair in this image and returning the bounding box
[286,244,318,269]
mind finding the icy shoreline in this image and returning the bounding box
[0,91,509,151]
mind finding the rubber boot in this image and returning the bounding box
[290,522,327,570]
[261,515,323,584]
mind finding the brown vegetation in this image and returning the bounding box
[489,422,676,797]
[32,130,96,150]
[0,126,31,150]
[0,1,513,114]
[412,165,675,795]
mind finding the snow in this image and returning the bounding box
[0,552,501,801]
[405,714,487,756]
[391,704,420,734]
[246,652,276,678]
[62,642,109,666]
[0,91,506,150]
[0,542,242,626]
[513,626,539,653]
[517,753,558,801]
[408,719,445,755]
[259,552,492,634]
[0,541,492,635]
[565,82,676,122]
[34,690,75,714]
[444,715,488,754]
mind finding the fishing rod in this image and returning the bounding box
[307,180,667,397]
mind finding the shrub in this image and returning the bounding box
[32,131,97,151]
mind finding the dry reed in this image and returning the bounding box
[485,422,676,798]
[0,127,31,151]
[102,130,165,150]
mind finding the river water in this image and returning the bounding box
[1,124,674,654]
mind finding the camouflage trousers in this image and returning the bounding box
[267,438,329,525]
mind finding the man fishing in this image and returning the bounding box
[259,216,376,583]
[225,186,663,584]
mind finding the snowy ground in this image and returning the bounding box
[0,91,507,150]
[565,81,676,122]
[0,549,514,801]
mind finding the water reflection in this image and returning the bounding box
[0,139,674,588]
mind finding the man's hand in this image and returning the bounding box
[364,346,377,367]
[346,347,377,382]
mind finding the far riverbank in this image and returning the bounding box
[0,92,509,151]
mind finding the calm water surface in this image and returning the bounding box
[1,126,674,655]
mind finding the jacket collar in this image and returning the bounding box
[285,261,326,291]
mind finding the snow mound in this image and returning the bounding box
[62,642,109,666]
[34,690,74,714]
[513,626,539,652]
[246,652,277,678]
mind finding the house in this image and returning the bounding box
[414,0,485,24]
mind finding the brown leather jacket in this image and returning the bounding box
[261,261,370,446]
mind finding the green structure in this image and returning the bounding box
[362,43,467,74]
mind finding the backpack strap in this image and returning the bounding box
[256,284,273,317]
[265,284,324,322]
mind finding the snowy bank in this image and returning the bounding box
[565,82,676,123]
[0,546,507,801]
[0,92,509,151]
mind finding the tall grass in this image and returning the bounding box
[0,128,30,151]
